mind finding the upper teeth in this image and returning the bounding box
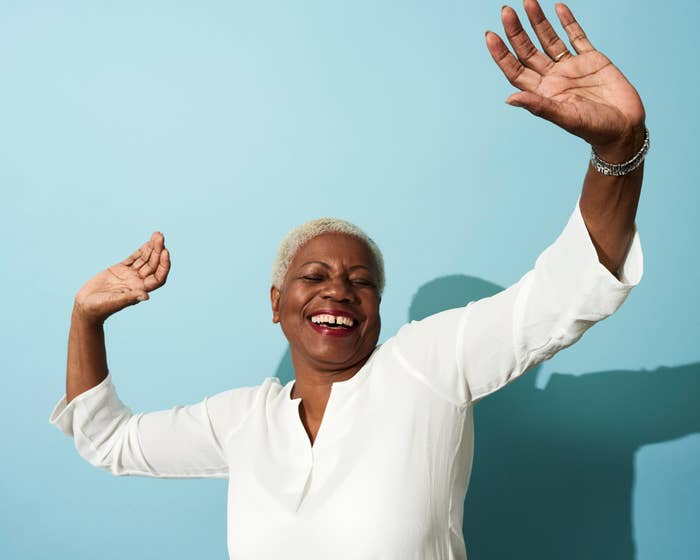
[311,314,355,327]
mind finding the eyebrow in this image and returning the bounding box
[299,261,371,272]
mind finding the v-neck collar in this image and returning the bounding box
[281,344,382,450]
[283,344,381,404]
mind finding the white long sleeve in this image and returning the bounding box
[49,373,263,478]
[392,199,643,405]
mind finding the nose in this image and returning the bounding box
[321,276,356,303]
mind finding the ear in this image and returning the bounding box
[270,286,281,323]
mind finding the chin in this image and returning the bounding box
[306,343,372,370]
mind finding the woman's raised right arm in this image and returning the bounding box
[53,233,255,479]
[66,231,169,402]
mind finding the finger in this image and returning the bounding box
[554,3,595,54]
[523,0,572,62]
[129,231,160,272]
[485,31,542,92]
[506,91,581,134]
[501,6,553,73]
[121,248,139,266]
[144,248,170,291]
[138,232,164,279]
[127,240,153,270]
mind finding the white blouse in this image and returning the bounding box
[50,201,642,559]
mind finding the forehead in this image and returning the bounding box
[290,233,376,269]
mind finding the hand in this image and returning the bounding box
[486,1,646,162]
[74,232,171,324]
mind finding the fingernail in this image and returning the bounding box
[137,295,147,301]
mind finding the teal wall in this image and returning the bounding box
[2,1,697,558]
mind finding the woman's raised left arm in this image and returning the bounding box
[486,0,646,275]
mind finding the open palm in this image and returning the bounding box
[486,1,645,159]
[75,232,170,323]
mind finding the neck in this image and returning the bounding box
[289,354,368,416]
[290,365,359,400]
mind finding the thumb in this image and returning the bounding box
[133,291,150,303]
[506,92,557,117]
[116,290,149,312]
[506,92,581,135]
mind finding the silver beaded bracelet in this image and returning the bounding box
[590,128,650,176]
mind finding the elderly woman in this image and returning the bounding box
[50,2,646,559]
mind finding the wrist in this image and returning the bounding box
[72,301,105,328]
[592,123,647,164]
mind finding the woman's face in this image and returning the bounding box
[270,233,381,374]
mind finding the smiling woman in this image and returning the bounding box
[49,2,647,559]
[271,230,383,444]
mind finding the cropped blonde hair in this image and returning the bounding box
[271,218,385,294]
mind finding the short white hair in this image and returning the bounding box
[271,218,385,294]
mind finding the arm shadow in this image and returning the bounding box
[410,275,700,560]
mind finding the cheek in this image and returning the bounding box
[278,290,312,322]
[364,303,381,332]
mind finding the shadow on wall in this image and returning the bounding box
[412,275,700,560]
[273,275,700,560]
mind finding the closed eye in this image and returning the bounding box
[351,279,375,287]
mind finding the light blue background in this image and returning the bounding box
[2,0,698,558]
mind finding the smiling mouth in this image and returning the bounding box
[308,313,359,336]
